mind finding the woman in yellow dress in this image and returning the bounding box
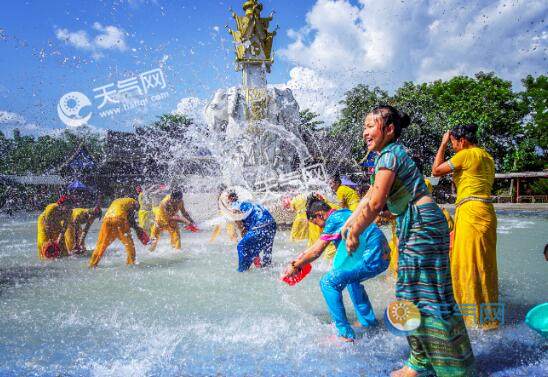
[432,124,498,330]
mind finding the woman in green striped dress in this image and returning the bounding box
[343,105,475,377]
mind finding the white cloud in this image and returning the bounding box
[174,97,208,124]
[0,110,40,136]
[55,23,128,59]
[279,0,547,123]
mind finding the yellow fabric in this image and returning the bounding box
[450,147,498,329]
[138,192,152,211]
[37,203,70,259]
[89,216,135,267]
[289,195,308,241]
[149,195,184,251]
[449,147,495,203]
[424,178,433,193]
[442,208,454,232]
[387,219,399,277]
[149,222,181,251]
[105,198,138,219]
[335,185,360,211]
[451,200,498,329]
[138,209,153,233]
[65,208,93,252]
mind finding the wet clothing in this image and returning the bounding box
[150,195,184,251]
[319,209,390,339]
[290,194,336,258]
[335,185,360,211]
[37,203,70,259]
[89,198,138,267]
[138,192,153,233]
[65,208,93,252]
[450,147,498,330]
[235,201,276,272]
[375,142,475,376]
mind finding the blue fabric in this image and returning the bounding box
[237,222,277,272]
[320,255,389,339]
[320,224,389,338]
[321,209,352,247]
[374,142,429,215]
[237,201,275,230]
[333,222,388,270]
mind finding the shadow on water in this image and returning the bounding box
[0,265,60,295]
[476,338,547,376]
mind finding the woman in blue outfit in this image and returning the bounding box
[282,196,390,341]
[227,192,277,272]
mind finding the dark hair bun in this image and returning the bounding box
[399,111,411,129]
[464,123,478,134]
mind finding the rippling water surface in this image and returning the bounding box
[0,211,546,376]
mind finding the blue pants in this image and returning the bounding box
[237,222,276,272]
[320,257,389,339]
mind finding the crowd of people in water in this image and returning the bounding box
[35,105,500,377]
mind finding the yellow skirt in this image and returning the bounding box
[290,212,308,241]
[452,200,498,330]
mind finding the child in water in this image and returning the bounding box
[282,195,390,341]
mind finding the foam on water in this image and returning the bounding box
[0,212,547,376]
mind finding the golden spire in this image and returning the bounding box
[227,0,277,73]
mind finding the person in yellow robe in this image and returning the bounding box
[89,197,144,267]
[432,124,498,330]
[65,207,102,254]
[329,174,360,211]
[210,185,240,243]
[37,195,74,259]
[136,186,154,234]
[149,190,196,251]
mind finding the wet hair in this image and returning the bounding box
[171,190,183,200]
[306,194,331,220]
[329,173,341,184]
[227,191,238,201]
[370,105,411,140]
[450,124,479,144]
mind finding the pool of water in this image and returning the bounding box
[0,211,547,376]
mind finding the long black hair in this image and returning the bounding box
[370,105,411,140]
[450,124,479,144]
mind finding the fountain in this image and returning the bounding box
[204,0,325,192]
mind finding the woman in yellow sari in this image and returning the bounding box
[432,124,498,330]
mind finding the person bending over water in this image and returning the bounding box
[89,197,145,267]
[282,196,390,342]
[224,191,276,272]
[432,124,498,330]
[329,173,360,211]
[37,195,74,259]
[149,190,197,252]
[344,106,475,377]
[65,207,102,255]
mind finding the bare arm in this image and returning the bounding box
[282,239,330,279]
[347,169,395,252]
[178,201,195,225]
[340,185,373,239]
[432,131,453,177]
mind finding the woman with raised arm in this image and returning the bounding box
[343,106,475,377]
[432,124,498,330]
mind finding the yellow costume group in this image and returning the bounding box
[449,146,498,329]
[37,203,71,259]
[89,198,139,267]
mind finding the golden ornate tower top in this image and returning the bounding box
[227,0,277,73]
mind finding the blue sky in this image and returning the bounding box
[0,0,546,135]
